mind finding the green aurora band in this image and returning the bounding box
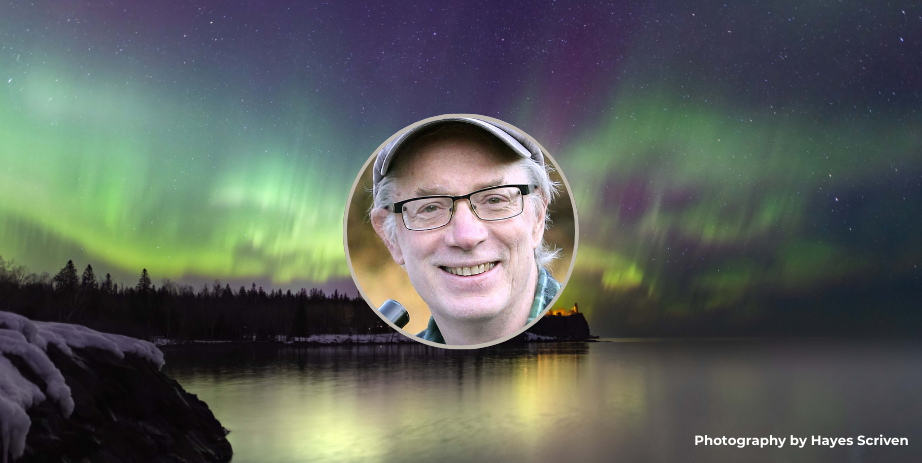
[557,89,921,327]
[1,54,354,284]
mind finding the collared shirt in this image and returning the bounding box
[417,266,560,344]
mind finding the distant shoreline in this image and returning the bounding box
[154,332,579,347]
[154,333,417,346]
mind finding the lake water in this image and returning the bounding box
[162,340,922,463]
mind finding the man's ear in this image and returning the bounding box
[530,197,548,249]
[371,208,405,265]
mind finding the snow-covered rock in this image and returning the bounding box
[0,311,231,462]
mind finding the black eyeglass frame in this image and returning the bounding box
[386,184,537,231]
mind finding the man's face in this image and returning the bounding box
[376,137,546,327]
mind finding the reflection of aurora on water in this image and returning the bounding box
[1,1,919,335]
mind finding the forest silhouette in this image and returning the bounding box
[0,256,389,341]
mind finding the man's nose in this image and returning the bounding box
[446,200,488,250]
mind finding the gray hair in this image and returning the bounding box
[372,156,561,270]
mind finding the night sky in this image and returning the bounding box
[2,1,920,335]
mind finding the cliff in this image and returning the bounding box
[526,312,592,340]
[0,311,232,463]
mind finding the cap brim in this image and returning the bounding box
[373,116,544,186]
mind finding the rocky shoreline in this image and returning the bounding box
[0,311,232,463]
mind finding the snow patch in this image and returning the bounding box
[286,333,416,344]
[522,332,557,341]
[0,311,164,462]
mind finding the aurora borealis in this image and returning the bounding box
[2,1,920,335]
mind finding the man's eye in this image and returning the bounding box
[414,202,446,214]
[485,196,509,204]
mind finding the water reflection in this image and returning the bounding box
[163,341,921,463]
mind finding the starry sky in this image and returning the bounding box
[1,0,920,335]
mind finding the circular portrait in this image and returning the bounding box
[344,114,578,348]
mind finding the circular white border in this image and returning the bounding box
[343,114,580,349]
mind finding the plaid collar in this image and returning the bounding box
[417,266,560,344]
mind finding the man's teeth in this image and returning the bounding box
[445,263,495,276]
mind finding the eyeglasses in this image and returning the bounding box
[386,184,536,231]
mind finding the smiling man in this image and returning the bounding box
[370,116,560,346]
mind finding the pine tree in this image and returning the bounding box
[52,260,79,293]
[81,264,98,291]
[137,268,152,293]
[101,273,114,293]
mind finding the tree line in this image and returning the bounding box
[0,256,390,341]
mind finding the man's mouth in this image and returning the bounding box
[440,262,497,276]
